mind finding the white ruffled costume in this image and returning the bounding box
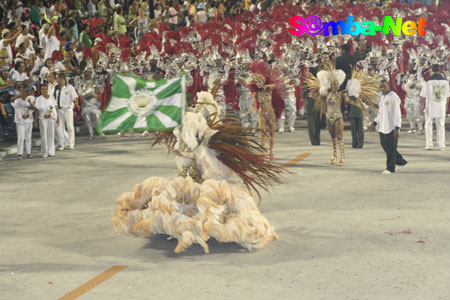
[112,110,278,254]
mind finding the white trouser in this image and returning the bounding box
[425,113,445,149]
[16,122,33,155]
[239,98,258,128]
[82,106,101,136]
[58,108,75,148]
[54,124,69,147]
[279,99,297,131]
[279,108,296,131]
[405,96,423,130]
[39,118,56,156]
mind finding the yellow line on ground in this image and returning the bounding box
[59,265,127,300]
[281,152,312,168]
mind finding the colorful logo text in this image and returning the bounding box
[288,16,427,37]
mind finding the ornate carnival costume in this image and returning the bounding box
[306,64,379,166]
[112,94,285,253]
[248,62,285,160]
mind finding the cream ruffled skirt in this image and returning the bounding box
[112,176,278,253]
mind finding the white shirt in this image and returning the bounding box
[420,75,450,119]
[374,91,402,134]
[35,95,58,120]
[54,83,78,109]
[56,61,67,71]
[39,28,47,49]
[31,57,45,81]
[10,70,29,83]
[44,35,60,60]
[12,98,34,124]
[39,66,50,82]
[0,39,13,65]
[15,33,34,48]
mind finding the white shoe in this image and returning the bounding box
[439,147,445,151]
[407,129,416,134]
[99,133,106,138]
[278,128,284,133]
[289,127,295,133]
[425,146,433,150]
[58,146,64,151]
[381,170,392,175]
[68,146,74,150]
[43,155,48,158]
[142,131,149,137]
[116,132,123,138]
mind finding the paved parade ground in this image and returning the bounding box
[1,120,450,300]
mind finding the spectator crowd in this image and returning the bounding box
[0,0,449,160]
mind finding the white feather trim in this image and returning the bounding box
[346,78,361,97]
[334,70,346,86]
[317,70,330,96]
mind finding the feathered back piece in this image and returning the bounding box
[207,117,288,199]
[247,61,286,119]
[250,61,271,84]
[347,70,380,111]
[304,62,345,115]
[151,117,288,199]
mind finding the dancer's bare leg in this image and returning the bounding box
[268,115,276,160]
[335,118,345,166]
[327,119,338,164]
[258,113,266,151]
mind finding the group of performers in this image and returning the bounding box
[70,2,449,252]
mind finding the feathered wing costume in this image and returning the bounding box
[305,65,379,166]
[112,93,286,254]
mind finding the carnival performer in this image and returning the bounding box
[235,55,257,131]
[207,56,228,118]
[402,62,424,134]
[277,65,299,134]
[111,93,285,254]
[306,64,378,166]
[248,62,280,160]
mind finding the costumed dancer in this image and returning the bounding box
[402,62,424,135]
[235,54,257,131]
[205,50,228,119]
[111,95,285,253]
[248,61,284,160]
[277,64,299,133]
[306,64,378,166]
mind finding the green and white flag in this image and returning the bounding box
[97,74,185,133]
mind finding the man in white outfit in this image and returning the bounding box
[420,64,450,151]
[54,74,79,150]
[11,86,35,159]
[369,78,407,174]
[34,84,58,157]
